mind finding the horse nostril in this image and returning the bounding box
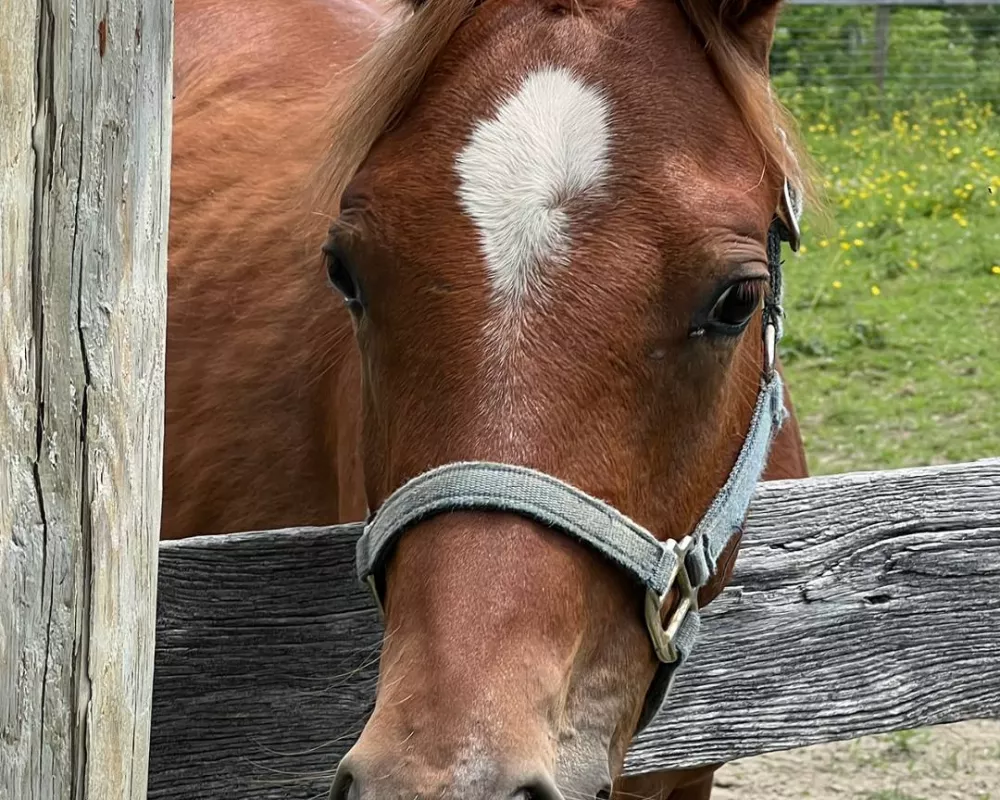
[596,787,611,800]
[512,775,565,800]
[329,760,355,800]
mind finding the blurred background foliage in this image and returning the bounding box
[766,4,999,475]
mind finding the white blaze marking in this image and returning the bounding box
[455,66,612,311]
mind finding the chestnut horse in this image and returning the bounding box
[164,0,810,798]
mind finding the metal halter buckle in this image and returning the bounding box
[643,535,699,664]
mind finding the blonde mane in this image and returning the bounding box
[313,0,814,217]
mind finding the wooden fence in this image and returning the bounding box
[148,458,1000,800]
[3,3,998,800]
[1,1,171,799]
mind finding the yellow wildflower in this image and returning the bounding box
[832,281,842,289]
[871,285,881,296]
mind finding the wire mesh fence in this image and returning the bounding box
[771,2,1000,113]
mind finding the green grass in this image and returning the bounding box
[882,729,931,757]
[777,95,1000,798]
[777,92,1000,475]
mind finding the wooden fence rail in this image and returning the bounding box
[149,458,1000,800]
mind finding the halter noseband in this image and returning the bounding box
[354,178,802,731]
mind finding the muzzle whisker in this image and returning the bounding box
[246,724,367,758]
[237,755,338,780]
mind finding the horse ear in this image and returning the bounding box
[724,0,785,22]
[680,0,786,68]
[733,0,786,63]
[401,0,476,9]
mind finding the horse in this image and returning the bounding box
[163,0,812,798]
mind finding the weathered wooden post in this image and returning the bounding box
[0,1,172,798]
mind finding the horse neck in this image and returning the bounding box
[164,16,372,537]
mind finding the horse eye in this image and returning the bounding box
[323,242,363,311]
[704,280,765,334]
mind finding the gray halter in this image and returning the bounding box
[354,180,802,731]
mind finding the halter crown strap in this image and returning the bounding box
[354,178,802,732]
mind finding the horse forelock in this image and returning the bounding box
[312,0,814,220]
[312,0,480,214]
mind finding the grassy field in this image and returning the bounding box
[777,92,1000,475]
[716,87,1000,800]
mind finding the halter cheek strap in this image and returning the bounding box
[354,179,802,732]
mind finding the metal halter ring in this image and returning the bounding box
[643,535,699,664]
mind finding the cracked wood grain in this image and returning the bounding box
[149,458,1000,800]
[0,2,172,798]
